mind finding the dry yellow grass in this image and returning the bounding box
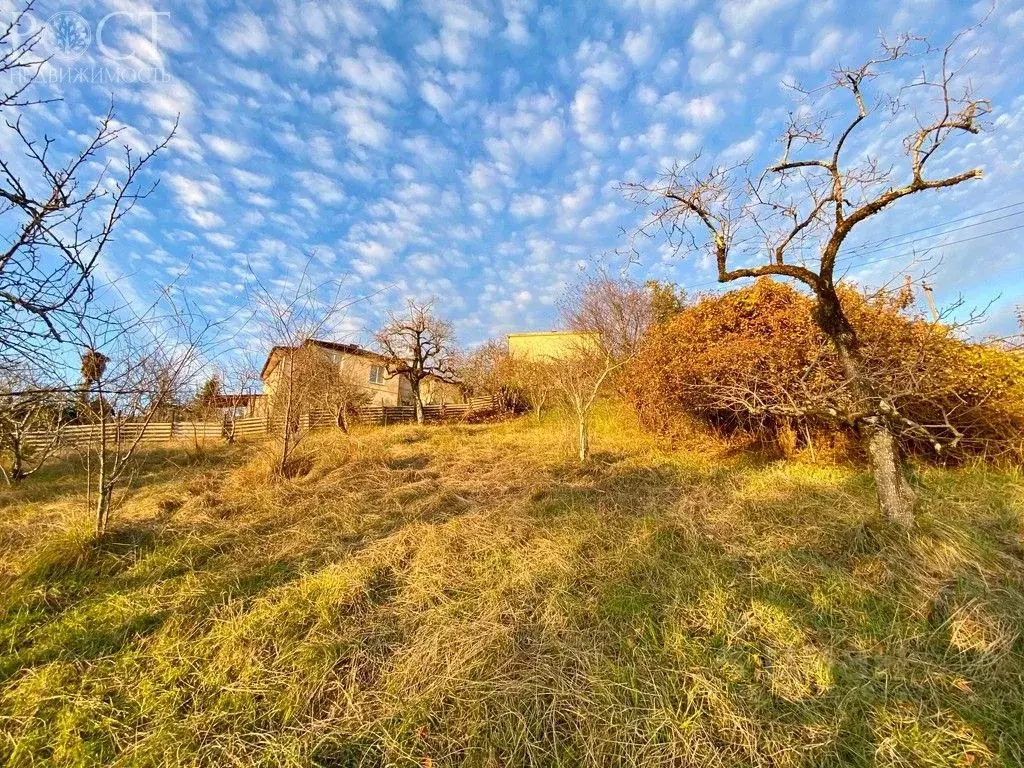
[1,403,1023,766]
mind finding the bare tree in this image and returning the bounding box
[0,3,176,371]
[457,339,528,414]
[79,290,219,533]
[218,358,262,443]
[560,273,654,363]
[248,261,362,474]
[507,357,554,422]
[549,275,646,461]
[550,347,622,462]
[624,31,990,526]
[374,300,458,425]
[296,345,371,432]
[0,374,72,484]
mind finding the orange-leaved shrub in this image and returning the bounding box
[623,279,1024,463]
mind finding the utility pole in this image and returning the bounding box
[921,281,941,323]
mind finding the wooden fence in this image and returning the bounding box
[22,395,500,449]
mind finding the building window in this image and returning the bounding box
[369,365,384,384]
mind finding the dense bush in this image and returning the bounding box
[624,279,1024,463]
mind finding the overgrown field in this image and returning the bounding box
[2,405,1023,767]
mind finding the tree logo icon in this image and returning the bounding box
[45,11,91,61]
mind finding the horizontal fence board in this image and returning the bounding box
[20,395,501,448]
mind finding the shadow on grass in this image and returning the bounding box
[564,462,1024,765]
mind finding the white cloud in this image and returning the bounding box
[571,84,601,132]
[484,91,566,168]
[206,232,237,250]
[186,209,225,230]
[217,11,270,56]
[720,0,796,34]
[800,27,845,70]
[203,134,248,162]
[503,0,533,44]
[577,40,629,90]
[619,0,694,14]
[504,14,530,44]
[570,84,607,151]
[682,95,724,125]
[623,27,656,66]
[509,193,547,218]
[166,173,223,209]
[231,168,272,189]
[689,16,725,53]
[338,46,407,100]
[721,132,761,163]
[338,104,389,148]
[144,79,197,121]
[293,170,345,205]
[420,80,453,115]
[421,0,491,65]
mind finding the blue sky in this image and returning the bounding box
[10,0,1024,351]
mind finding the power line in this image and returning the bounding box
[676,221,1024,292]
[838,200,1024,256]
[836,222,1024,273]
[721,202,1024,269]
[838,209,1024,258]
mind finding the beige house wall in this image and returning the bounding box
[506,331,598,361]
[327,350,404,406]
[420,376,465,405]
[260,344,465,409]
[262,347,404,408]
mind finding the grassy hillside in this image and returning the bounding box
[1,405,1023,767]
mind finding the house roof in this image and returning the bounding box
[259,339,387,381]
[506,330,594,338]
[205,393,264,408]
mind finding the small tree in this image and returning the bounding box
[248,260,361,474]
[550,347,621,462]
[646,280,687,325]
[193,376,222,414]
[296,345,371,431]
[374,300,458,425]
[625,32,990,526]
[0,378,71,484]
[507,357,554,422]
[561,273,653,362]
[219,360,262,443]
[80,292,218,533]
[457,339,526,414]
[551,274,650,461]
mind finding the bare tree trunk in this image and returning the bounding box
[96,483,112,535]
[96,414,108,534]
[815,287,916,526]
[413,382,424,425]
[9,446,23,483]
[578,416,589,462]
[864,418,915,526]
